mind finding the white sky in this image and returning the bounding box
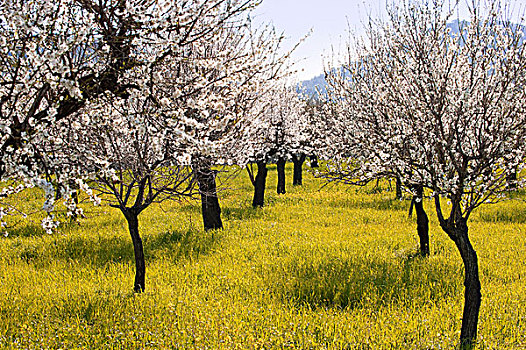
[253,0,526,81]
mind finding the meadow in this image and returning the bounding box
[0,164,525,349]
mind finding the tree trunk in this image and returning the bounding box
[292,153,306,186]
[413,185,429,257]
[123,210,146,293]
[395,177,402,199]
[445,220,482,349]
[69,179,82,221]
[507,168,517,191]
[194,159,223,230]
[70,190,79,221]
[408,197,415,218]
[277,157,286,194]
[309,154,319,168]
[252,161,268,208]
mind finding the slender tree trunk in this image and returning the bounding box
[70,190,79,221]
[444,220,481,349]
[194,159,223,230]
[309,154,319,168]
[292,153,306,186]
[252,161,268,208]
[395,177,402,199]
[69,179,83,221]
[413,185,429,257]
[507,168,517,191]
[277,157,286,194]
[123,210,146,293]
[0,161,5,181]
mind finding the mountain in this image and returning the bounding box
[298,73,327,98]
[298,20,522,99]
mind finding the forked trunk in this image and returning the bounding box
[252,161,268,208]
[123,210,145,293]
[413,185,430,257]
[292,153,306,186]
[194,160,223,231]
[277,157,286,194]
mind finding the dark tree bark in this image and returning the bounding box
[507,168,518,190]
[276,157,286,194]
[450,222,481,349]
[122,209,146,293]
[292,153,306,186]
[395,177,403,200]
[413,185,430,257]
[68,179,84,221]
[194,158,223,230]
[69,189,80,221]
[252,161,268,208]
[309,154,319,168]
[436,199,481,349]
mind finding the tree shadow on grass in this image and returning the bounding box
[5,223,46,238]
[326,197,411,212]
[50,289,131,325]
[17,225,221,267]
[222,206,267,221]
[271,253,461,310]
[5,212,124,239]
[477,206,526,223]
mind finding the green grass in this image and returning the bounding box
[0,165,525,349]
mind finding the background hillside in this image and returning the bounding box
[297,20,478,98]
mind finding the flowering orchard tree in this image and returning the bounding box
[322,0,526,347]
[219,89,275,208]
[267,86,313,193]
[222,83,283,207]
[43,86,196,292]
[44,0,294,287]
[165,23,294,228]
[302,97,328,168]
[0,0,97,229]
[289,91,323,186]
[0,0,260,230]
[321,63,432,254]
[3,0,276,290]
[225,83,312,206]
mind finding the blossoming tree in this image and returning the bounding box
[322,0,526,347]
[4,0,286,290]
[0,0,260,230]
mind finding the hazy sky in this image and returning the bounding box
[254,0,526,81]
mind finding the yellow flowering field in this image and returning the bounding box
[0,165,524,349]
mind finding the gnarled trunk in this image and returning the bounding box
[442,219,481,349]
[194,158,223,231]
[456,225,481,349]
[413,185,430,257]
[292,153,306,186]
[122,210,145,293]
[252,161,268,208]
[277,157,286,194]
